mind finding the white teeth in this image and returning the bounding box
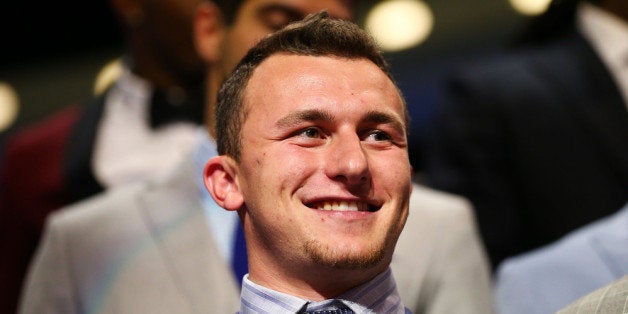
[339,201,348,210]
[316,201,366,211]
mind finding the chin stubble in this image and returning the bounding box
[303,239,387,269]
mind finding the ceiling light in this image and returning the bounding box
[365,0,434,52]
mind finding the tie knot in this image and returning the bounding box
[303,309,353,314]
[302,300,354,314]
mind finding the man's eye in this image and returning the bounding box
[365,130,392,142]
[301,127,321,138]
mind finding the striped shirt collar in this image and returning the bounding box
[239,268,407,313]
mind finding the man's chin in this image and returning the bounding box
[304,240,386,270]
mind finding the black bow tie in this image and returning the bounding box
[149,89,204,129]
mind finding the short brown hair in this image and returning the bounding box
[214,11,407,160]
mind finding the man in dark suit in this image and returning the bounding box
[424,0,628,268]
[0,0,206,312]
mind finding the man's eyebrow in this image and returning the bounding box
[275,109,406,131]
[362,111,405,128]
[363,110,399,124]
[275,109,334,128]
[363,111,406,131]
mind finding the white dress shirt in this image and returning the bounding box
[93,65,200,188]
[239,268,408,314]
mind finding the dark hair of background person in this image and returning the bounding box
[214,11,407,161]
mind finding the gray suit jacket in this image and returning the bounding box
[19,159,494,314]
[557,275,628,314]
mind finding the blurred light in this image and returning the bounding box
[0,82,19,132]
[509,0,552,16]
[365,0,434,52]
[94,58,123,95]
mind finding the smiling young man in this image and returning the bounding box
[204,12,413,313]
[19,1,494,313]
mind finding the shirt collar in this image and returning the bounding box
[112,61,153,103]
[239,268,407,313]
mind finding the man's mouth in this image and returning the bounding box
[308,201,379,212]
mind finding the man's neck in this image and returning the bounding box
[247,260,390,301]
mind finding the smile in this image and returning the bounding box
[309,201,379,212]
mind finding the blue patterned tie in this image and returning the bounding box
[231,222,248,286]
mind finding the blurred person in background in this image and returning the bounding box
[424,0,628,270]
[0,0,205,312]
[19,1,495,313]
[495,202,628,313]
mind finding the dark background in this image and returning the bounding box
[1,0,120,66]
[0,0,122,131]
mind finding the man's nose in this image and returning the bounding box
[324,134,370,187]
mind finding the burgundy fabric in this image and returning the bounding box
[0,105,81,314]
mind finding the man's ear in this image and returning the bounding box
[194,1,223,64]
[204,156,243,211]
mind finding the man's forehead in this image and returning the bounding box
[242,54,405,123]
[249,54,392,89]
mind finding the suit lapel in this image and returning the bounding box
[137,158,240,313]
[536,29,628,187]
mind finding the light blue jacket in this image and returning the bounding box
[495,203,628,314]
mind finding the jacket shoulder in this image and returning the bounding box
[45,181,148,235]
